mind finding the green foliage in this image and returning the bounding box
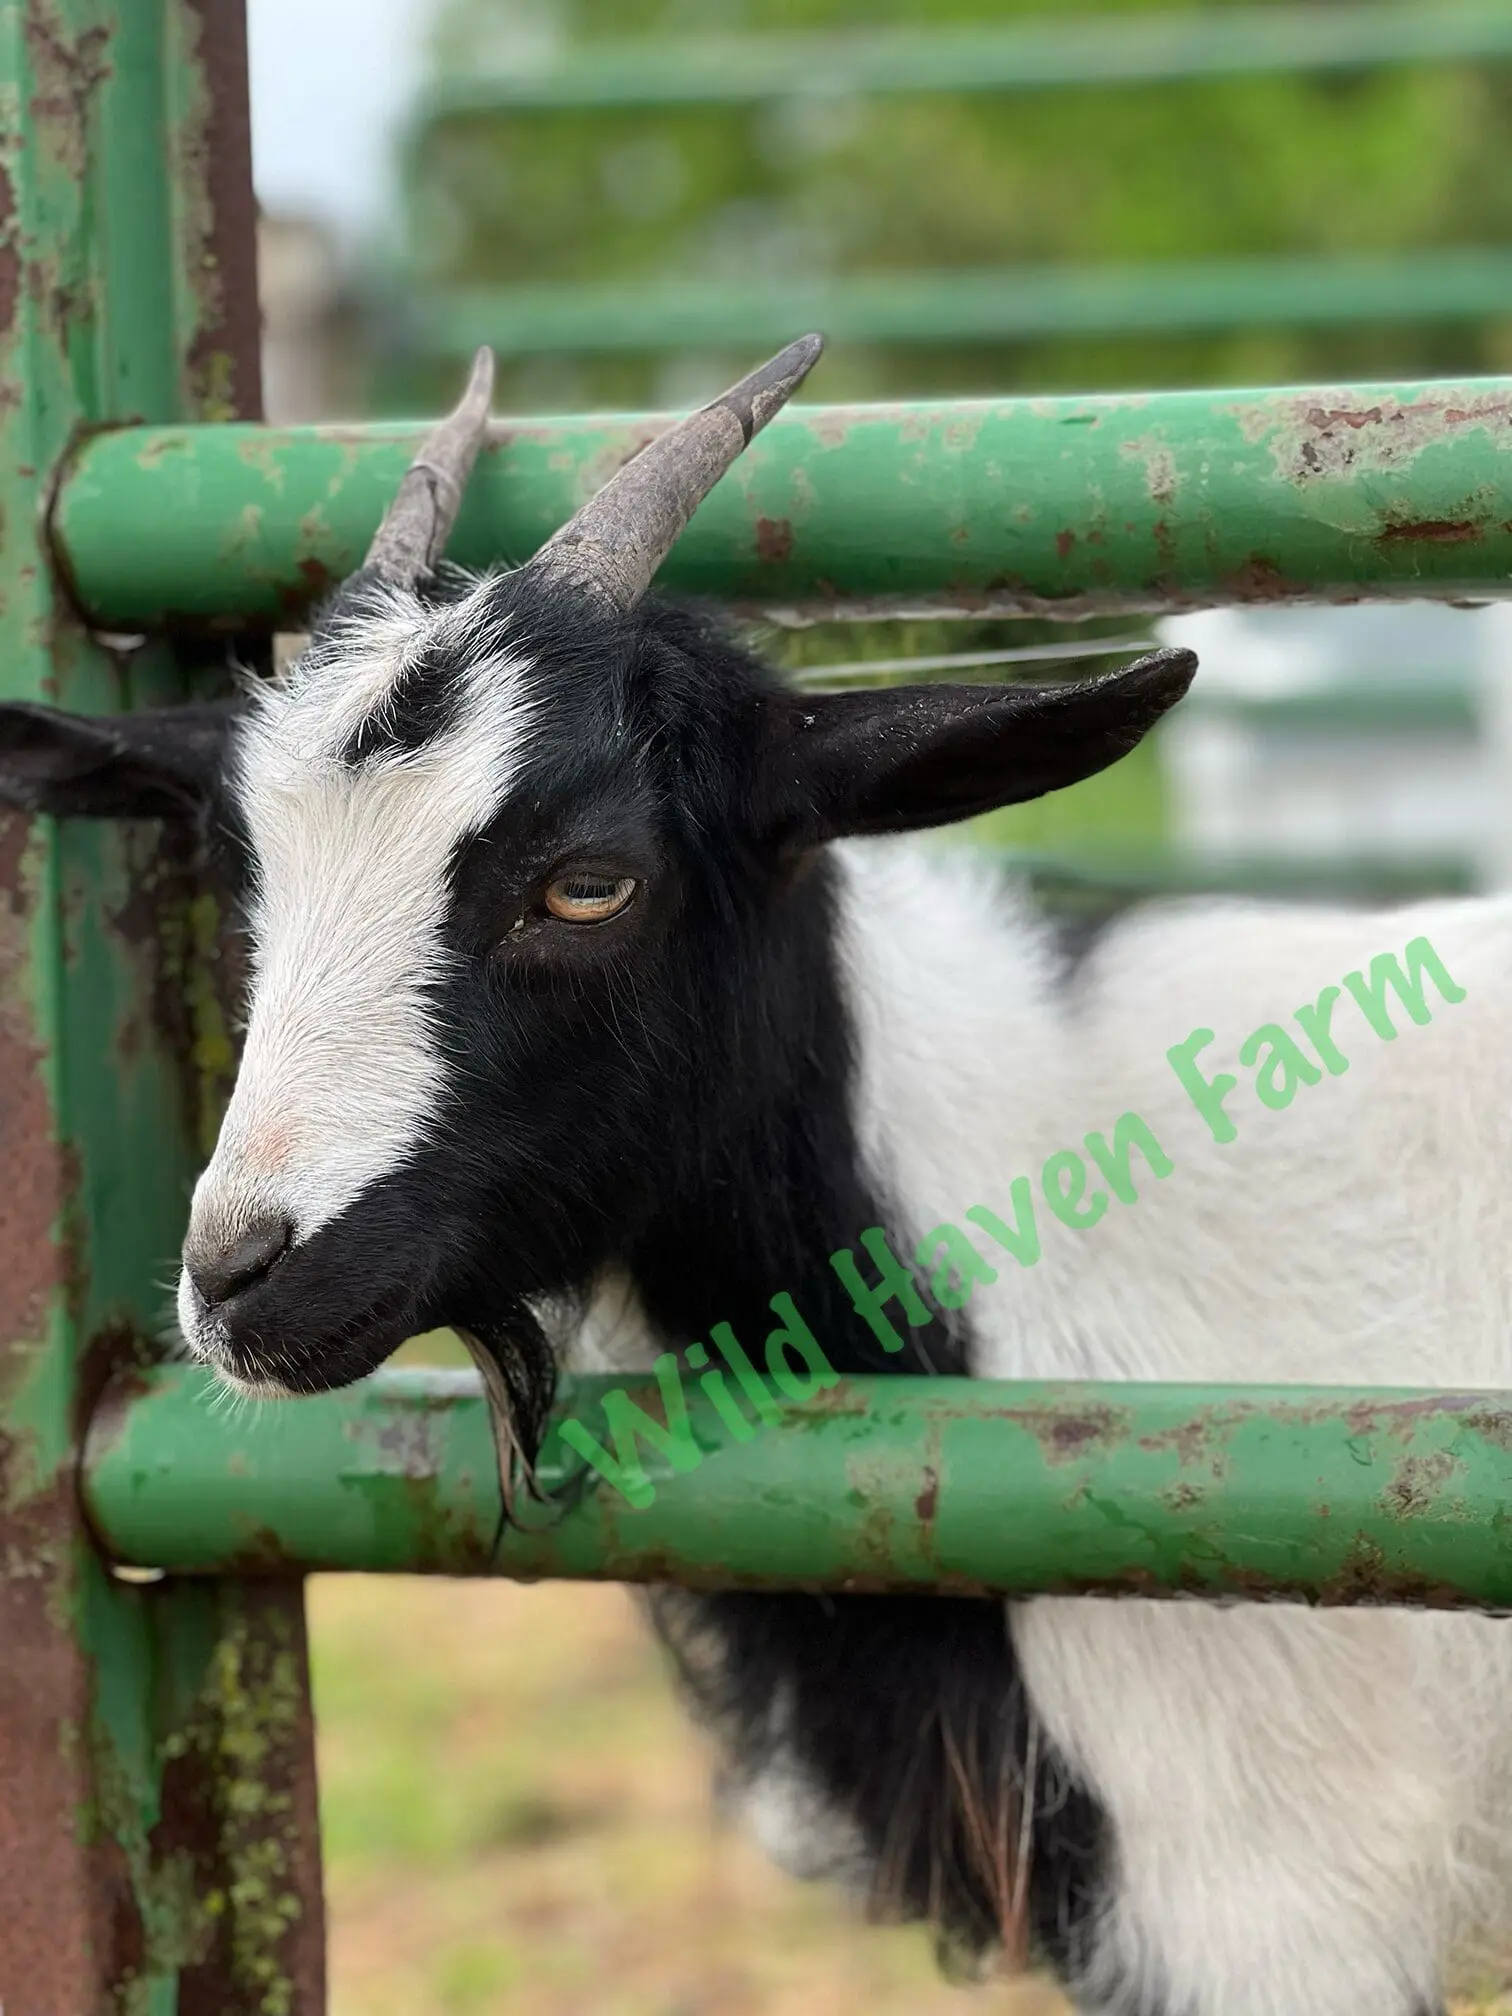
[400,0,1512,854]
[414,0,1512,415]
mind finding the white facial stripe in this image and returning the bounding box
[186,582,534,1258]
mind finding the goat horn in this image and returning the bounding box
[364,346,496,587]
[525,333,824,611]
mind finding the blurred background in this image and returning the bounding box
[247,1,1512,2008]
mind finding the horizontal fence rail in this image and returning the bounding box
[85,1365,1512,1608]
[414,251,1512,359]
[1015,848,1476,903]
[413,2,1512,116]
[53,378,1512,630]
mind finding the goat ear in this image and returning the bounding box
[754,647,1196,844]
[0,699,238,821]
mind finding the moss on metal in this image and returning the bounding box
[189,1602,310,2016]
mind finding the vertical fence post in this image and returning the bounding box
[0,5,325,2009]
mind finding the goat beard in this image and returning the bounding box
[453,1305,557,1527]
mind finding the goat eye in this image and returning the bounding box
[542,872,637,923]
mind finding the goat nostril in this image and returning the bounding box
[186,1216,293,1309]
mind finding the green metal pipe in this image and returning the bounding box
[82,1365,1512,1608]
[51,377,1512,631]
[414,252,1512,358]
[412,3,1512,115]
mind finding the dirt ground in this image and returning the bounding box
[310,1576,1511,2016]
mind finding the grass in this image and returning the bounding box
[310,1574,1512,2016]
[311,1575,1069,2016]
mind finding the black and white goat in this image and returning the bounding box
[7,338,1507,2016]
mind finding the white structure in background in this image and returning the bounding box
[1156,601,1512,892]
[258,211,349,425]
[248,0,428,421]
[258,210,350,678]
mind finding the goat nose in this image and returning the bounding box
[185,1216,292,1308]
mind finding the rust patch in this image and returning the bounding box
[0,804,133,2011]
[913,1464,939,1527]
[1006,1401,1130,1463]
[1223,555,1304,603]
[76,1365,155,1486]
[1462,1406,1512,1450]
[1310,404,1383,432]
[73,1325,155,1452]
[1341,1392,1489,1441]
[251,555,339,631]
[1049,1413,1108,1456]
[1037,1551,1494,1612]
[0,160,19,340]
[115,1009,143,1065]
[1382,1449,1460,1518]
[216,1524,306,1574]
[1055,529,1075,560]
[1160,1480,1205,1512]
[0,1461,149,2013]
[0,816,58,1362]
[1313,1534,1472,1611]
[22,15,112,178]
[754,515,794,564]
[504,1546,1509,1612]
[1376,517,1484,545]
[1145,448,1177,506]
[1137,1417,1220,1468]
[179,0,264,422]
[1263,390,1512,485]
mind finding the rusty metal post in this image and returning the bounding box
[0,5,324,2009]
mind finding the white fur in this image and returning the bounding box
[178,581,535,1354]
[736,1682,875,1892]
[833,840,1512,2015]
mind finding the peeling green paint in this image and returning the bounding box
[51,376,1512,632]
[81,1364,1512,1610]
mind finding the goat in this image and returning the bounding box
[5,337,1506,2016]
